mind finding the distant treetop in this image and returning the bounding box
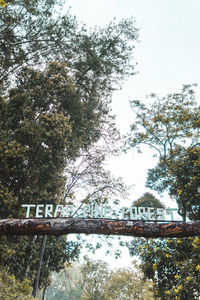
[133,192,165,208]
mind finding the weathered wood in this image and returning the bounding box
[0,218,200,238]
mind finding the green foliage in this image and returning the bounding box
[133,192,165,208]
[0,0,7,8]
[127,84,199,155]
[45,260,153,300]
[0,235,80,288]
[0,0,72,86]
[130,237,200,299]
[101,263,154,300]
[0,0,139,292]
[0,0,138,91]
[81,259,109,300]
[126,86,200,298]
[0,269,37,300]
[126,84,200,220]
[147,146,200,220]
[0,62,84,287]
[0,63,76,218]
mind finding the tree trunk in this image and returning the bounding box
[0,218,200,238]
[32,235,47,297]
[42,288,46,300]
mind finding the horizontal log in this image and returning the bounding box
[0,218,200,238]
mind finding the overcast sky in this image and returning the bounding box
[64,0,200,207]
[65,0,200,266]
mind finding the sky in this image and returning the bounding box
[64,0,200,206]
[64,0,200,267]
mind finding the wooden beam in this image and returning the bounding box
[0,218,200,238]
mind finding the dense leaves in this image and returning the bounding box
[126,85,200,299]
[0,269,37,300]
[132,192,165,209]
[0,0,138,91]
[45,259,153,300]
[0,0,139,293]
[126,84,200,220]
[0,0,7,8]
[130,237,200,299]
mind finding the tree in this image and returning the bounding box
[0,0,77,87]
[81,259,153,300]
[133,192,164,209]
[103,261,153,300]
[126,84,200,220]
[126,86,200,299]
[129,194,200,299]
[147,146,200,221]
[0,1,138,89]
[47,259,153,300]
[130,237,200,299]
[81,259,109,300]
[0,269,37,300]
[44,263,82,300]
[0,62,82,293]
[0,0,139,294]
[64,144,126,207]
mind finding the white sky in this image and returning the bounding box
[65,0,200,267]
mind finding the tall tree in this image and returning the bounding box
[126,85,200,299]
[0,0,139,293]
[0,1,138,89]
[126,84,200,220]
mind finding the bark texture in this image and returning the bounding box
[0,218,200,238]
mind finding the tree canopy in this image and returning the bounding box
[0,0,139,295]
[45,259,154,300]
[133,192,165,209]
[0,0,138,89]
[126,84,200,220]
[126,85,200,299]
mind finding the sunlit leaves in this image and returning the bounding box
[126,84,200,220]
[0,0,6,8]
[130,237,200,299]
[0,269,37,300]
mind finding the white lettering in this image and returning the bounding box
[22,204,36,218]
[130,207,137,219]
[21,204,180,221]
[104,206,111,218]
[121,207,129,219]
[138,207,146,217]
[54,205,64,217]
[156,208,165,220]
[81,205,90,217]
[35,205,44,218]
[147,207,155,220]
[67,205,74,216]
[93,204,104,218]
[45,204,53,217]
